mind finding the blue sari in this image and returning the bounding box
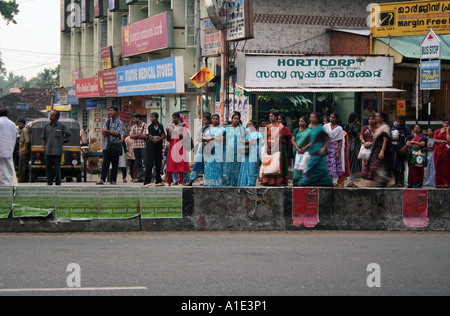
[238,131,263,187]
[204,125,226,186]
[300,125,333,187]
[223,125,246,186]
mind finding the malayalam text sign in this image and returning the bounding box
[421,60,441,90]
[245,55,394,88]
[370,1,450,37]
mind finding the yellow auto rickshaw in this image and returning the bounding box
[27,118,82,183]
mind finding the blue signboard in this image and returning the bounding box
[116,57,184,97]
[420,60,441,90]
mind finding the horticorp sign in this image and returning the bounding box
[244,55,394,88]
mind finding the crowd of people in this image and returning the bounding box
[89,106,450,189]
[1,105,449,189]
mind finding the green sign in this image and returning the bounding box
[0,187,13,219]
[56,187,99,219]
[99,188,140,219]
[141,187,183,219]
[13,187,55,218]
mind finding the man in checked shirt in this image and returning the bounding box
[129,113,148,182]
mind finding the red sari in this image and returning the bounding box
[166,124,191,184]
[433,129,450,188]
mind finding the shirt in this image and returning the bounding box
[0,117,19,159]
[18,127,31,156]
[147,122,165,147]
[102,118,123,150]
[41,121,72,156]
[130,122,147,149]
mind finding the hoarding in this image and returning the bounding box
[116,57,185,97]
[369,0,450,37]
[121,11,174,57]
[245,55,394,88]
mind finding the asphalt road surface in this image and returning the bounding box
[0,231,448,298]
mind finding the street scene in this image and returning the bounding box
[0,0,449,298]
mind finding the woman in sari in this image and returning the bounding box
[165,112,191,186]
[433,119,450,188]
[300,112,333,187]
[359,114,377,169]
[424,128,436,187]
[324,113,345,186]
[278,114,292,185]
[406,124,427,188]
[261,111,285,186]
[223,112,246,186]
[291,116,311,185]
[361,112,393,187]
[203,114,226,187]
[238,120,263,187]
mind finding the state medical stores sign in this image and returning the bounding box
[116,57,185,97]
[245,55,394,88]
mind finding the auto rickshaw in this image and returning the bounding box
[27,118,82,183]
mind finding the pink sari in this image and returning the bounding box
[433,129,450,188]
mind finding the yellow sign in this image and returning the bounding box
[397,100,407,116]
[47,105,72,112]
[190,67,215,88]
[369,0,450,37]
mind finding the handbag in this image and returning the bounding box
[358,144,372,160]
[294,152,310,171]
[260,151,281,175]
[411,148,427,168]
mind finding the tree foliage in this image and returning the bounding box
[0,0,19,24]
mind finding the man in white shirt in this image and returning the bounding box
[0,108,19,185]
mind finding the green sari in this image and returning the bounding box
[299,125,333,187]
[292,128,311,185]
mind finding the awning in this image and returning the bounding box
[376,35,450,61]
[242,87,405,93]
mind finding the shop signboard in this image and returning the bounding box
[226,0,254,42]
[98,68,118,97]
[121,11,174,58]
[75,76,100,98]
[245,55,394,88]
[116,57,185,97]
[369,0,450,37]
[201,18,221,57]
[420,60,441,90]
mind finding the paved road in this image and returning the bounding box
[0,231,448,298]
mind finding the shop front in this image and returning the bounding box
[75,56,191,146]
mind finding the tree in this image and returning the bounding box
[0,0,19,24]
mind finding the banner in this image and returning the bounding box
[403,190,429,228]
[369,1,450,37]
[0,187,13,219]
[116,57,185,97]
[245,55,394,88]
[141,187,183,219]
[13,187,55,218]
[292,188,319,228]
[99,188,140,219]
[121,11,173,57]
[56,187,99,219]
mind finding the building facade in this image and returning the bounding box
[59,0,449,141]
